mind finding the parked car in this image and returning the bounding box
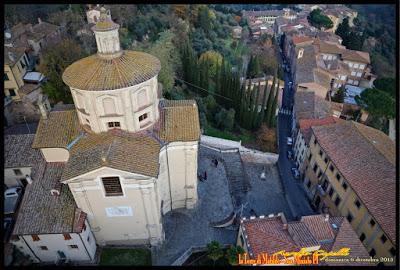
[287,150,293,160]
[291,168,300,179]
[4,187,23,215]
[287,137,293,146]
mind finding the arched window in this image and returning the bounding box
[137,89,148,108]
[103,97,116,115]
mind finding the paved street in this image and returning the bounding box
[276,46,315,219]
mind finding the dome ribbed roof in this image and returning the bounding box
[62,51,161,91]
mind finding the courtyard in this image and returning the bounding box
[153,145,292,265]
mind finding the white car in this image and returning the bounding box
[4,187,23,215]
[287,137,293,146]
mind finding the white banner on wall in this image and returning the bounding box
[105,206,133,217]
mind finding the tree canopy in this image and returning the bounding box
[355,88,395,119]
[307,8,333,30]
[38,39,86,104]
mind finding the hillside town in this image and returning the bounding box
[3,4,396,267]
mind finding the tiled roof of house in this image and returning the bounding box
[294,90,332,121]
[62,50,161,91]
[32,21,59,38]
[12,162,83,235]
[299,116,338,144]
[342,49,370,64]
[292,35,313,45]
[158,100,201,142]
[318,41,346,55]
[4,46,26,66]
[243,10,283,17]
[311,121,396,244]
[32,110,82,149]
[61,130,162,181]
[313,68,333,90]
[241,214,373,265]
[295,44,317,84]
[4,134,42,168]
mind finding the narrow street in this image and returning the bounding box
[276,44,315,220]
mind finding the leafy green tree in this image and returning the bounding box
[307,8,333,29]
[39,39,86,104]
[199,51,223,78]
[332,86,345,103]
[226,245,245,266]
[355,88,396,119]
[204,95,219,119]
[206,240,224,266]
[145,30,181,93]
[373,77,395,98]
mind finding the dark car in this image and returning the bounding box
[287,150,293,160]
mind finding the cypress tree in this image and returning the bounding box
[258,82,269,128]
[252,81,261,129]
[264,75,276,126]
[269,80,280,127]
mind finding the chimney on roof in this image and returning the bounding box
[324,214,329,222]
[282,223,288,230]
[51,182,62,196]
[38,17,42,24]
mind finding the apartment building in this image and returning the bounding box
[302,121,395,265]
[4,46,30,101]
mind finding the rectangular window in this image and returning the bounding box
[334,196,341,206]
[32,235,40,241]
[87,235,90,243]
[359,64,365,70]
[63,233,71,240]
[321,179,328,191]
[369,248,376,257]
[319,150,323,157]
[356,72,362,77]
[336,173,341,181]
[4,73,9,81]
[353,63,359,69]
[9,89,16,96]
[324,157,328,164]
[68,245,79,249]
[39,246,48,250]
[328,187,334,198]
[359,233,366,242]
[329,164,334,172]
[107,122,120,128]
[317,171,322,178]
[370,219,376,227]
[355,200,361,209]
[13,169,22,176]
[348,79,354,84]
[351,71,356,76]
[353,80,359,85]
[308,153,312,161]
[307,181,311,188]
[313,164,318,173]
[102,177,123,197]
[342,182,348,191]
[348,63,353,68]
[340,75,346,81]
[314,138,317,145]
[139,113,148,122]
[389,248,396,257]
[380,234,387,244]
[347,212,353,223]
[83,223,86,231]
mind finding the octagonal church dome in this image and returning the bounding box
[62,7,162,134]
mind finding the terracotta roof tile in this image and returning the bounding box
[242,214,371,265]
[292,35,313,45]
[318,41,346,55]
[61,130,161,181]
[159,100,200,142]
[299,116,338,144]
[342,50,370,64]
[62,51,161,91]
[32,110,82,149]
[13,162,78,235]
[311,121,395,244]
[4,134,42,168]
